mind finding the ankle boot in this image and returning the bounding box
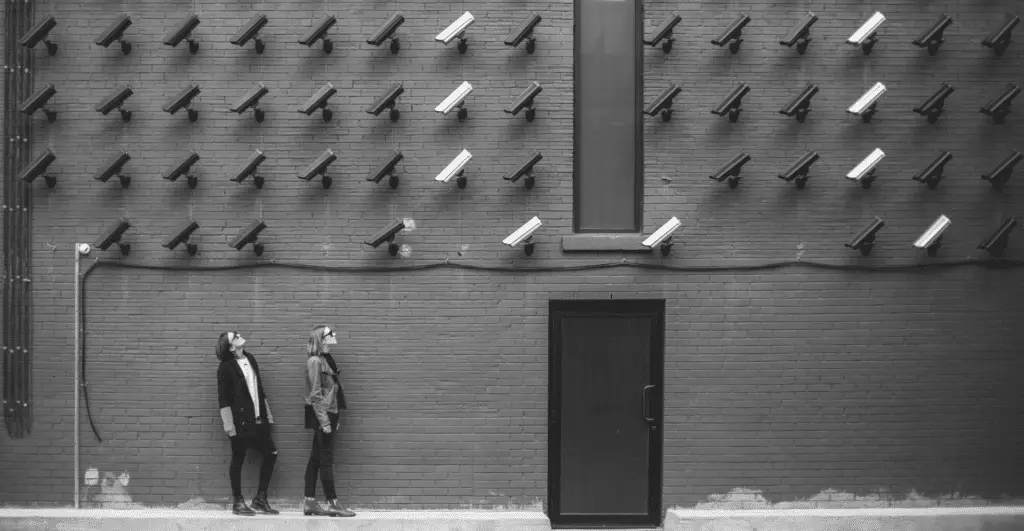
[232,497,256,516]
[303,497,329,516]
[250,491,279,515]
[325,499,355,517]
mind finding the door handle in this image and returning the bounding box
[641,385,655,423]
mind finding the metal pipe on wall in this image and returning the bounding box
[21,0,34,436]
[1,0,12,437]
[74,244,85,509]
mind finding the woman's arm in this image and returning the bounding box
[216,363,236,436]
[307,357,331,432]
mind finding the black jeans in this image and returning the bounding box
[229,421,277,499]
[304,412,339,499]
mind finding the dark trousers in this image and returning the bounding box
[229,421,277,499]
[304,413,338,499]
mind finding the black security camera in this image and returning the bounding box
[20,83,57,123]
[503,150,543,190]
[912,151,953,189]
[711,82,750,122]
[980,83,1020,124]
[912,14,952,56]
[368,13,405,54]
[505,13,542,53]
[163,82,201,122]
[93,150,132,188]
[18,149,57,188]
[980,150,1022,190]
[845,217,885,256]
[162,220,200,256]
[709,152,751,189]
[711,13,751,54]
[230,149,267,188]
[780,12,818,55]
[20,14,58,55]
[913,83,954,124]
[162,150,201,189]
[299,14,337,53]
[298,83,337,122]
[163,13,201,54]
[95,14,132,54]
[505,82,543,122]
[777,151,819,189]
[644,13,681,53]
[297,149,337,189]
[230,83,269,123]
[95,217,133,255]
[230,220,267,256]
[779,83,819,123]
[364,219,405,256]
[231,13,268,53]
[977,216,1018,257]
[981,14,1019,57]
[95,83,134,122]
[643,84,682,122]
[366,83,405,122]
[366,149,404,189]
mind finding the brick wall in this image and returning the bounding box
[1,0,1022,510]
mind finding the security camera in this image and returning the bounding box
[845,217,885,256]
[977,216,1018,257]
[297,149,337,189]
[93,149,132,188]
[506,13,542,53]
[230,83,269,123]
[17,149,57,188]
[366,82,405,122]
[913,83,955,124]
[777,150,820,189]
[981,14,1019,57]
[912,151,953,189]
[503,216,542,256]
[913,14,952,56]
[711,82,750,122]
[299,14,337,53]
[230,220,267,256]
[779,83,819,123]
[644,13,681,53]
[163,82,201,122]
[436,11,474,53]
[847,12,885,54]
[505,81,543,122]
[980,83,1020,125]
[230,149,267,189]
[367,12,404,54]
[642,217,682,256]
[913,214,951,256]
[163,13,200,54]
[162,150,201,189]
[435,81,473,122]
[364,218,406,256]
[780,12,818,55]
[980,150,1022,190]
[96,14,132,54]
[711,13,751,54]
[95,83,134,123]
[709,152,751,189]
[366,149,404,189]
[231,13,268,53]
[643,84,682,122]
[95,217,133,255]
[161,220,200,256]
[503,150,543,190]
[19,14,58,55]
[299,83,337,122]
[847,82,886,123]
[435,149,472,189]
[20,83,58,123]
[846,148,885,188]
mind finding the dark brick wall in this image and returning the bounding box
[1,0,1022,510]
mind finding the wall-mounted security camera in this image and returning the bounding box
[230,220,267,256]
[231,13,268,53]
[162,150,201,189]
[95,14,132,54]
[506,81,543,122]
[506,13,542,53]
[912,215,951,256]
[95,83,134,122]
[297,149,337,189]
[912,14,952,56]
[366,149,404,189]
[912,151,953,189]
[845,217,885,256]
[913,83,955,124]
[364,218,405,256]
[847,82,886,123]
[367,12,404,54]
[846,148,884,189]
[163,82,201,122]
[436,11,474,53]
[503,216,542,256]
[981,14,1019,57]
[435,81,473,122]
[711,82,750,122]
[20,83,57,123]
[95,217,133,255]
[19,14,58,55]
[93,149,132,188]
[366,82,405,122]
[230,149,267,189]
[709,152,751,189]
[711,13,751,54]
[503,150,543,190]
[299,14,337,54]
[643,84,682,122]
[779,83,819,123]
[847,12,885,54]
[163,13,201,54]
[980,83,1020,124]
[777,151,820,189]
[780,12,818,55]
[977,216,1018,257]
[17,149,57,189]
[299,83,337,122]
[161,220,199,256]
[230,83,269,123]
[436,149,472,189]
[644,13,682,53]
[642,217,682,256]
[980,150,1022,190]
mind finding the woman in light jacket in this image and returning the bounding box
[303,325,355,517]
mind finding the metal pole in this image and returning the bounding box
[74,244,83,509]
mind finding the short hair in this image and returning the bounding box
[215,332,234,362]
[307,325,330,357]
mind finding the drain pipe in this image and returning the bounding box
[74,243,90,509]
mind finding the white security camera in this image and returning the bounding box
[847,12,885,54]
[642,217,682,255]
[435,149,472,189]
[503,216,542,255]
[847,82,886,122]
[436,11,474,53]
[846,148,885,188]
[913,215,951,256]
[435,81,473,121]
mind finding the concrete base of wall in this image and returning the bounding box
[665,507,1024,531]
